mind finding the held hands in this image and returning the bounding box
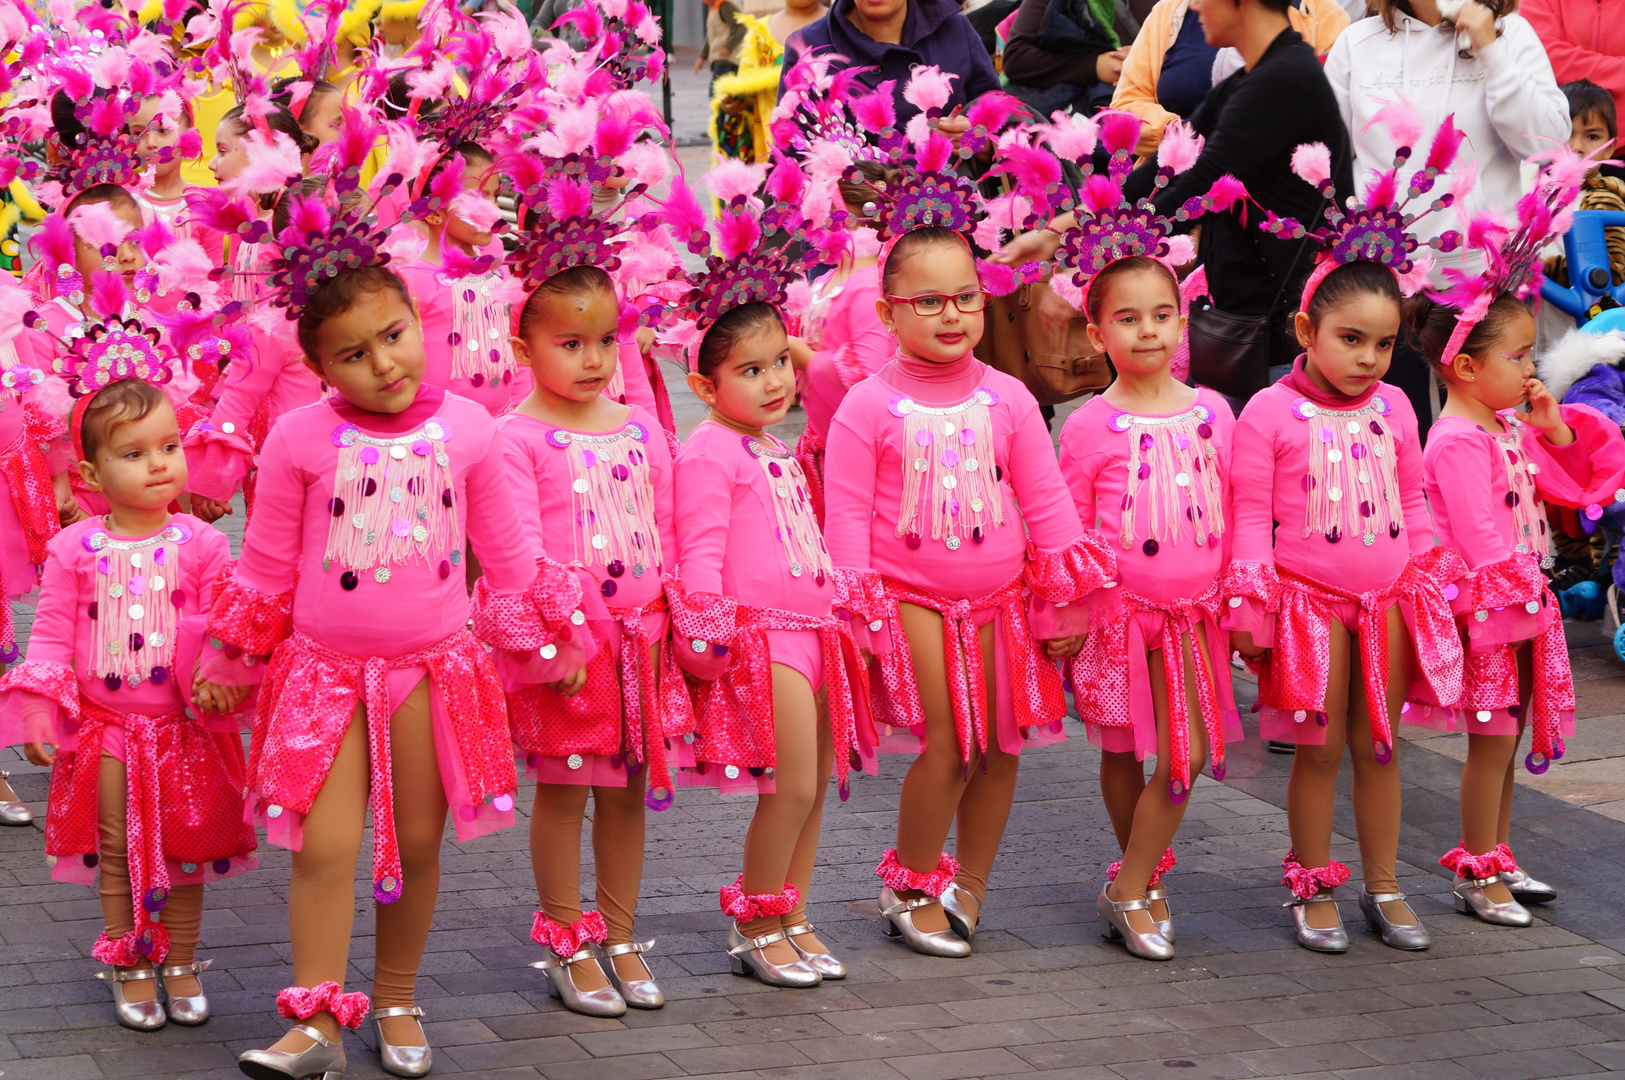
[1230,631,1268,664]
[193,678,250,715]
[188,495,234,523]
[549,665,589,697]
[1044,635,1084,658]
[1524,378,1575,445]
[54,474,86,527]
[24,740,54,767]
[992,214,1071,266]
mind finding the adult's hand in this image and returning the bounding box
[1096,47,1129,85]
[993,218,1068,266]
[1453,0,1498,52]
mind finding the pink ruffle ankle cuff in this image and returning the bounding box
[276,982,370,1028]
[719,875,800,921]
[875,848,959,897]
[1281,850,1351,900]
[92,925,170,967]
[530,910,608,957]
[1439,842,1517,881]
[1106,847,1178,887]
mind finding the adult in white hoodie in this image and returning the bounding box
[1324,0,1570,276]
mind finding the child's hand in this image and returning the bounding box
[193,678,250,714]
[54,473,86,527]
[1524,378,1575,445]
[24,740,54,767]
[1044,635,1084,658]
[1230,631,1267,663]
[549,666,589,697]
[189,495,234,523]
[788,335,813,371]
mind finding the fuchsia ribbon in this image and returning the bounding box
[610,597,674,809]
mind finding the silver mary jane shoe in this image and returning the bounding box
[237,1023,347,1079]
[1501,867,1557,904]
[783,922,846,980]
[1453,876,1533,927]
[941,883,981,942]
[371,1006,432,1078]
[877,887,971,958]
[531,947,627,1017]
[1097,885,1174,961]
[0,771,32,826]
[1358,890,1430,950]
[96,967,165,1031]
[600,939,664,1009]
[1285,889,1349,953]
[727,925,822,987]
[159,958,212,1025]
[1144,886,1175,944]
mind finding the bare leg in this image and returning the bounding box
[782,689,836,954]
[97,754,155,1004]
[1106,631,1211,935]
[1286,618,1352,930]
[1345,605,1416,924]
[738,664,820,964]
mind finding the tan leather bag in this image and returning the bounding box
[975,281,1114,405]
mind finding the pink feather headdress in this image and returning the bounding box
[550,0,665,91]
[1429,142,1595,364]
[1262,104,1472,308]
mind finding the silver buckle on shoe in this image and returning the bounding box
[600,938,655,958]
[728,928,788,956]
[371,1005,425,1020]
[95,967,159,983]
[880,894,940,919]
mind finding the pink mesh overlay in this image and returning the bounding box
[719,875,800,921]
[3,401,65,573]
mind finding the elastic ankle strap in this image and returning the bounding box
[880,892,941,918]
[782,922,816,937]
[530,945,597,971]
[600,939,655,958]
[371,1006,424,1020]
[159,959,213,978]
[290,1023,336,1047]
[729,927,788,954]
[95,967,158,983]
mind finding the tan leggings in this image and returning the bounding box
[736,664,835,964]
[1099,632,1212,932]
[892,603,1017,934]
[1285,606,1415,926]
[97,755,206,1002]
[274,678,446,1049]
[1459,645,1532,903]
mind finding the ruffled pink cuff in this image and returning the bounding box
[1281,850,1350,899]
[276,982,370,1029]
[1025,534,1116,604]
[0,660,80,748]
[719,875,800,921]
[208,564,293,656]
[24,401,71,474]
[1527,404,1625,512]
[471,556,588,651]
[1448,552,1548,618]
[530,910,607,957]
[181,424,255,503]
[875,848,959,897]
[668,578,740,680]
[1107,846,1177,888]
[1439,842,1518,880]
[1219,561,1278,645]
[834,567,894,654]
[93,925,170,967]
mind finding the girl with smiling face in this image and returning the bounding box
[1057,256,1240,961]
[823,226,1109,958]
[211,255,585,1079]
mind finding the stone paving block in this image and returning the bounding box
[751,1060,913,1080]
[571,1023,717,1058]
[821,1003,963,1036]
[1575,1041,1625,1070]
[937,990,1075,1024]
[885,1046,1031,1080]
[667,1041,814,1074]
[909,1017,1065,1053]
[1461,1016,1614,1052]
[1102,1052,1259,1080]
[1248,1013,1403,1049]
[1482,991,1620,1023]
[0,1057,104,1080]
[789,1030,937,1063]
[1232,1044,1382,1077]
[1345,1032,1495,1065]
[441,1034,591,1071]
[1447,1048,1607,1080]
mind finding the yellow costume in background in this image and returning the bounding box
[708,14,781,163]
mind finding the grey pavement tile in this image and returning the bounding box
[1445,1048,1607,1080]
[1575,1041,1625,1070]
[533,1053,685,1080]
[909,1017,1067,1053]
[570,1023,718,1057]
[884,1047,1032,1080]
[1104,1054,1259,1080]
[1232,1044,1382,1077]
[441,1034,592,1071]
[788,1030,939,1063]
[0,1058,105,1080]
[1482,991,1621,1023]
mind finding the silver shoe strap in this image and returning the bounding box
[289,1023,336,1047]
[1105,895,1153,914]
[1283,890,1339,908]
[530,945,597,971]
[600,938,655,958]
[1453,875,1500,890]
[1364,891,1407,904]
[159,959,213,978]
[96,967,158,983]
[781,922,816,938]
[371,1006,424,1020]
[1143,887,1168,901]
[880,894,941,918]
[729,928,788,955]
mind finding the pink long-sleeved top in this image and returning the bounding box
[0,349,71,606]
[1059,388,1235,604]
[799,265,891,439]
[824,353,1086,596]
[233,385,541,656]
[397,261,531,417]
[1229,359,1432,600]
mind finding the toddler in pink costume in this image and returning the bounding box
[1226,117,1474,955]
[1405,145,1625,927]
[206,174,584,1078]
[1035,115,1251,960]
[0,296,258,1034]
[658,164,874,988]
[496,156,692,1018]
[821,74,1113,957]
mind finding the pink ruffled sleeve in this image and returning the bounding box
[184,325,301,501]
[1526,403,1625,513]
[1219,560,1278,647]
[1223,402,1279,644]
[1054,412,1118,636]
[23,376,73,474]
[672,441,737,679]
[1427,428,1507,572]
[0,543,81,747]
[188,530,268,696]
[823,408,879,573]
[666,577,738,682]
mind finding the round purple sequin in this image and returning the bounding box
[341,571,359,590]
[142,887,167,913]
[768,461,782,477]
[363,478,378,497]
[1197,423,1212,439]
[1350,443,1366,459]
[1369,421,1384,435]
[104,674,121,691]
[601,579,617,597]
[1389,522,1401,538]
[582,448,598,468]
[914,429,932,446]
[360,446,380,465]
[83,853,99,868]
[412,440,431,457]
[150,666,168,685]
[129,633,143,652]
[612,464,630,481]
[97,556,110,575]
[1137,462,1150,480]
[391,518,411,538]
[330,497,345,517]
[471,373,485,387]
[170,590,186,609]
[960,428,976,445]
[1504,491,1517,507]
[88,602,98,620]
[1139,433,1153,450]
[972,527,984,544]
[1142,539,1159,556]
[905,533,922,550]
[439,560,451,579]
[442,488,454,507]
[607,560,625,578]
[1360,500,1373,517]
[1326,527,1342,543]
[213,859,231,874]
[942,449,959,467]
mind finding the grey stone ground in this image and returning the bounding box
[2,47,1624,1080]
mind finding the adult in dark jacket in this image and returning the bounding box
[1002,0,1129,116]
[998,0,1354,390]
[778,0,1002,129]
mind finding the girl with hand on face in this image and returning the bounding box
[496,169,689,1018]
[130,95,212,248]
[1402,150,1625,927]
[1223,126,1474,956]
[821,85,1114,957]
[208,183,585,1080]
[661,165,873,988]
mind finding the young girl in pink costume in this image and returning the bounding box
[1405,148,1625,927]
[497,170,689,1018]
[130,94,211,249]
[821,85,1114,957]
[661,165,874,986]
[1039,119,1250,961]
[1225,122,1474,955]
[0,301,258,1033]
[207,181,585,1079]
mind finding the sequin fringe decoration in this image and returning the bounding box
[550,422,663,585]
[323,420,459,580]
[1293,395,1401,546]
[892,388,1004,548]
[86,522,187,689]
[745,434,832,582]
[1497,422,1550,560]
[1113,403,1224,551]
[447,273,520,387]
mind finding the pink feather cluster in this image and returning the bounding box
[1097,111,1142,157]
[544,177,595,221]
[1039,111,1099,164]
[1365,96,1422,151]
[1079,174,1122,215]
[706,160,768,206]
[68,202,135,253]
[1290,142,1332,188]
[991,144,1060,203]
[227,129,303,196]
[902,67,956,116]
[851,81,898,134]
[1156,120,1203,174]
[1423,116,1464,175]
[1204,175,1248,214]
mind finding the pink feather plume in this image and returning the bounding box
[658,177,709,247]
[1156,119,1203,173]
[1203,175,1248,214]
[545,178,596,221]
[1290,142,1332,188]
[1079,174,1122,215]
[1097,110,1142,156]
[69,202,135,251]
[902,67,955,114]
[1361,168,1399,211]
[715,209,761,261]
[228,129,304,196]
[993,143,1062,201]
[706,160,768,205]
[1423,115,1464,175]
[30,213,74,272]
[1039,111,1098,163]
[1364,96,1422,150]
[851,81,897,133]
[86,269,127,320]
[963,91,1025,136]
